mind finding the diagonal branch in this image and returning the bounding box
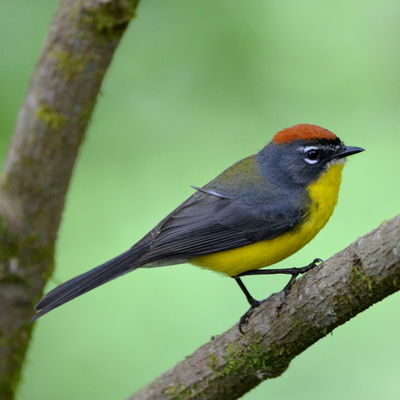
[128,214,400,400]
[0,1,140,399]
[1,2,398,400]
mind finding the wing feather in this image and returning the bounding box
[136,187,306,265]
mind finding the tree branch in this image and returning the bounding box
[128,214,400,400]
[2,2,398,399]
[0,1,139,398]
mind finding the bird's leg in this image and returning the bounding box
[238,257,322,302]
[234,277,263,333]
[233,258,322,333]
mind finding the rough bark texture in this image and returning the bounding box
[0,1,139,399]
[1,2,399,400]
[128,215,400,400]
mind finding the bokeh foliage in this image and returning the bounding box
[1,1,399,399]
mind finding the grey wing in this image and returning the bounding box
[136,187,305,265]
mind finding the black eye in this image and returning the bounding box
[306,149,319,160]
[303,148,321,164]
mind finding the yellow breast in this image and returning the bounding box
[191,162,344,276]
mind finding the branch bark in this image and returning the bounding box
[128,214,400,400]
[0,1,139,399]
[1,2,399,400]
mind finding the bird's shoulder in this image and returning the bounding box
[138,154,307,253]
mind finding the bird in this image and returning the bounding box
[32,124,364,330]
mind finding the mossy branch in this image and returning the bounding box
[0,1,140,399]
[128,214,400,400]
[1,1,398,400]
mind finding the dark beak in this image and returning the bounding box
[332,146,365,159]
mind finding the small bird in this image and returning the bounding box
[32,124,364,330]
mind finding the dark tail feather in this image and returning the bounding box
[31,244,149,322]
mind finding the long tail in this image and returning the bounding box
[32,244,149,322]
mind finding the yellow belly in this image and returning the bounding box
[191,163,344,276]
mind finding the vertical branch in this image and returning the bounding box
[0,1,139,398]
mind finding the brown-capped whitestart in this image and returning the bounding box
[32,124,364,330]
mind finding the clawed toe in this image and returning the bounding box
[234,258,323,333]
[238,300,263,334]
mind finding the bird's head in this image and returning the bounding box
[258,124,364,187]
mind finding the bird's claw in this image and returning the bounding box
[237,258,323,333]
[238,299,263,334]
[280,258,322,304]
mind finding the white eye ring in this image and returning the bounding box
[303,146,320,164]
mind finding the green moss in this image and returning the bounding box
[0,217,20,264]
[164,383,186,399]
[0,382,14,400]
[0,321,34,399]
[94,3,137,33]
[220,344,241,376]
[49,48,88,82]
[221,342,276,378]
[0,217,54,285]
[350,258,373,292]
[245,342,276,371]
[208,352,219,371]
[81,102,95,125]
[164,382,202,400]
[36,105,67,131]
[94,12,120,33]
[78,1,138,37]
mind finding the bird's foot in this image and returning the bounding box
[238,298,264,334]
[280,258,322,304]
[235,258,322,333]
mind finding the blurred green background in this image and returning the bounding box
[1,0,399,399]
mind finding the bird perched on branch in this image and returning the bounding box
[32,124,364,331]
